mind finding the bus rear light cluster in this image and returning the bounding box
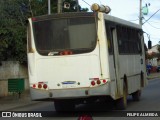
[91,79,107,86]
[32,83,48,90]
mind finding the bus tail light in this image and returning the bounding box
[97,80,101,85]
[38,84,42,89]
[91,81,96,86]
[43,84,48,89]
[33,84,36,88]
[103,79,107,83]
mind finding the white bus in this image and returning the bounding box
[27,8,147,111]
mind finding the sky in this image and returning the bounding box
[79,0,160,46]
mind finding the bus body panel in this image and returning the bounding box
[97,13,118,99]
[35,53,101,89]
[30,82,110,100]
[98,13,147,99]
[119,55,141,94]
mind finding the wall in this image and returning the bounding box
[147,58,158,66]
[148,45,159,54]
[0,61,29,97]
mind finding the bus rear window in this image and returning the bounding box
[32,17,97,55]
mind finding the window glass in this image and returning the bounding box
[105,22,113,55]
[33,17,97,55]
[117,26,142,55]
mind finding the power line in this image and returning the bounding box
[81,0,91,7]
[143,25,160,39]
[149,20,160,24]
[143,31,150,40]
[142,8,160,25]
[143,17,160,29]
[143,24,160,41]
[147,22,160,29]
[150,36,160,40]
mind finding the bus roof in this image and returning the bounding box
[103,13,142,30]
[29,12,142,30]
[29,12,95,22]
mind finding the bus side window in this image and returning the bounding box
[117,26,124,53]
[137,32,142,54]
[105,22,113,55]
[117,26,129,54]
[117,26,142,55]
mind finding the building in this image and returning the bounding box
[147,44,160,71]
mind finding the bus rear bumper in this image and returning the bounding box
[30,84,110,101]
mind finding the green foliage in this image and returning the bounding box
[0,0,29,63]
[0,0,88,64]
[0,0,50,64]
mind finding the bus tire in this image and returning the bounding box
[54,100,75,112]
[116,84,127,110]
[132,90,141,101]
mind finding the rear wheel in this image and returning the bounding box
[115,84,127,110]
[132,90,141,101]
[54,100,75,112]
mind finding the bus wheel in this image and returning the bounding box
[54,100,75,112]
[132,90,141,101]
[116,84,127,110]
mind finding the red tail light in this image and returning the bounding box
[91,81,96,86]
[103,79,107,83]
[38,84,42,88]
[33,84,36,88]
[43,84,48,89]
[97,80,101,85]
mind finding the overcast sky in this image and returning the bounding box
[79,0,160,46]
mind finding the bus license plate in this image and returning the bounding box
[62,81,76,88]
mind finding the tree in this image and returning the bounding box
[0,0,28,63]
[0,0,54,64]
[0,0,88,64]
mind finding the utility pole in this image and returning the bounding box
[48,0,51,14]
[75,0,80,12]
[139,0,143,26]
[58,0,63,13]
[29,0,33,16]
